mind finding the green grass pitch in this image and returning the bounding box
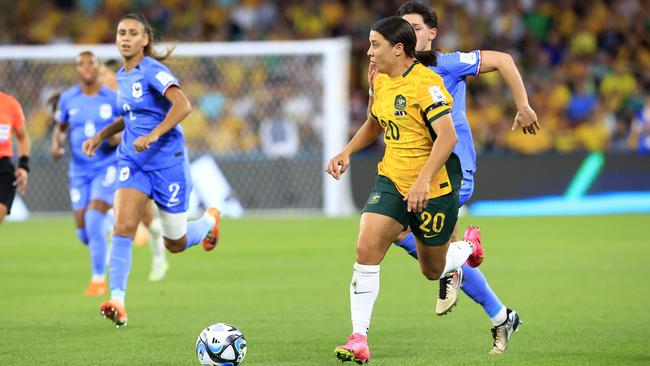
[1,214,649,365]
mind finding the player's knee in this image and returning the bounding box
[421,266,443,281]
[113,221,139,237]
[164,238,185,253]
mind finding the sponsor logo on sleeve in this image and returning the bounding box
[459,52,477,65]
[155,71,175,87]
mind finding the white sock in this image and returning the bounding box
[441,240,473,277]
[491,306,507,326]
[91,274,105,282]
[111,289,125,306]
[148,217,166,262]
[350,262,380,336]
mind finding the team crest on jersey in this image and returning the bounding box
[99,104,112,119]
[132,82,143,98]
[394,95,406,111]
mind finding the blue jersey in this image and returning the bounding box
[430,51,481,175]
[116,56,185,171]
[55,85,119,176]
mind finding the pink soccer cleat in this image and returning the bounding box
[334,333,370,364]
[464,225,484,268]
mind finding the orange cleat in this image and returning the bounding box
[202,208,221,251]
[99,300,128,328]
[84,280,107,296]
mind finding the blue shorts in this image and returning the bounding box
[115,157,192,214]
[458,170,474,207]
[69,164,117,211]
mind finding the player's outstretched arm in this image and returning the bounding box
[479,50,540,135]
[133,86,191,152]
[83,116,125,157]
[325,117,383,181]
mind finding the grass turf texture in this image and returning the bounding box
[1,215,649,365]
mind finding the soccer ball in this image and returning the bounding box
[196,323,247,366]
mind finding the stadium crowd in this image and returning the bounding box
[1,0,648,155]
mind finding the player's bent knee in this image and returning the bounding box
[164,237,186,253]
[421,267,443,281]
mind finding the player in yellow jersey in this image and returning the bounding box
[327,16,484,363]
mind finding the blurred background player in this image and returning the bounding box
[384,1,537,353]
[327,17,483,363]
[51,51,120,296]
[98,57,169,282]
[0,91,30,224]
[82,13,220,327]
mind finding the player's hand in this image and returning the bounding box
[51,145,65,161]
[404,177,429,213]
[368,63,377,93]
[13,168,28,195]
[133,133,159,153]
[82,135,103,157]
[512,105,540,135]
[325,152,350,180]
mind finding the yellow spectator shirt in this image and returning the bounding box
[371,62,459,199]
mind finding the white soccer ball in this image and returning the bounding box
[196,323,247,366]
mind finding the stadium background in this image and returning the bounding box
[0,0,648,215]
[1,1,650,366]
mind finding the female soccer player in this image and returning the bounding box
[83,13,220,327]
[0,91,30,224]
[326,16,484,363]
[51,51,121,296]
[97,57,170,283]
[388,1,540,354]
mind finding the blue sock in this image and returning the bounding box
[85,209,108,278]
[109,235,133,302]
[76,228,88,246]
[394,232,418,259]
[460,263,504,318]
[184,215,215,249]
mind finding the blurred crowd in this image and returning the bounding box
[1,0,649,155]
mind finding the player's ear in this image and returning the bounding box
[394,42,404,57]
[430,28,438,42]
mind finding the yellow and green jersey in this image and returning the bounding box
[371,61,461,199]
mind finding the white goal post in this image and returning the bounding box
[0,39,356,217]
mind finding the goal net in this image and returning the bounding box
[0,39,355,217]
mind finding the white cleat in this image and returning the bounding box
[435,267,464,316]
[148,258,169,282]
[489,308,522,354]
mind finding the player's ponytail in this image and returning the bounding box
[415,51,437,67]
[120,13,175,62]
[47,91,61,115]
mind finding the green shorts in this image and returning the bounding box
[361,175,459,246]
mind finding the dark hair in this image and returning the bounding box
[396,1,438,66]
[371,16,435,67]
[396,1,438,28]
[74,50,99,65]
[119,13,174,62]
[47,91,61,115]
